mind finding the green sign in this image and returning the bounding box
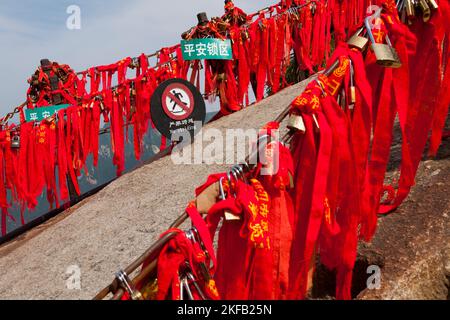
[181,39,233,61]
[25,104,69,122]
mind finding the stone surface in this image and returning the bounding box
[311,129,450,300]
[357,154,450,300]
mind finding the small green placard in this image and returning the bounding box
[25,104,69,122]
[181,39,233,61]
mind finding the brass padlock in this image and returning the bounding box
[338,87,346,109]
[11,135,20,149]
[405,0,416,19]
[365,17,402,68]
[99,100,105,112]
[287,114,306,133]
[349,86,356,109]
[372,39,402,68]
[426,0,439,11]
[385,35,402,68]
[349,60,356,109]
[419,0,431,22]
[129,84,137,116]
[347,27,369,52]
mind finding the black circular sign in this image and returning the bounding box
[151,78,206,140]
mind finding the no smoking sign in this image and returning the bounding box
[151,78,206,140]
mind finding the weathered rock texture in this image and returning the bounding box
[311,151,450,300]
[357,154,450,300]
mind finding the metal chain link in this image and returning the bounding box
[0,103,26,126]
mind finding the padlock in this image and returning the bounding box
[405,0,416,19]
[287,114,306,133]
[230,167,240,187]
[218,177,227,201]
[186,271,207,300]
[184,231,213,286]
[338,87,347,109]
[231,164,247,184]
[179,274,184,300]
[11,135,20,149]
[310,2,317,17]
[44,115,56,125]
[129,84,137,116]
[349,60,356,110]
[426,0,438,11]
[181,277,194,300]
[418,0,431,22]
[349,85,356,109]
[312,114,320,132]
[242,29,250,41]
[365,17,402,68]
[219,177,240,221]
[115,270,143,300]
[347,27,369,52]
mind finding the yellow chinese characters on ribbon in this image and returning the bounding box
[326,57,350,97]
[38,124,47,144]
[247,179,271,249]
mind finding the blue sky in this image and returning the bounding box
[0,0,274,115]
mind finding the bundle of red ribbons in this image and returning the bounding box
[0,47,187,234]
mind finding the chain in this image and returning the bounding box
[0,103,26,126]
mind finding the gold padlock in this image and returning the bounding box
[390,38,402,68]
[365,17,402,68]
[99,100,106,112]
[347,27,369,52]
[371,41,402,68]
[405,0,416,19]
[11,135,20,149]
[337,88,346,109]
[419,0,431,22]
[349,87,356,107]
[426,0,439,11]
[349,60,356,109]
[287,114,306,133]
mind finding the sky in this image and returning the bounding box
[0,0,274,115]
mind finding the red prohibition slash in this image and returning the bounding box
[162,83,195,121]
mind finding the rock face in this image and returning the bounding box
[0,76,448,300]
[311,131,450,300]
[357,154,450,300]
